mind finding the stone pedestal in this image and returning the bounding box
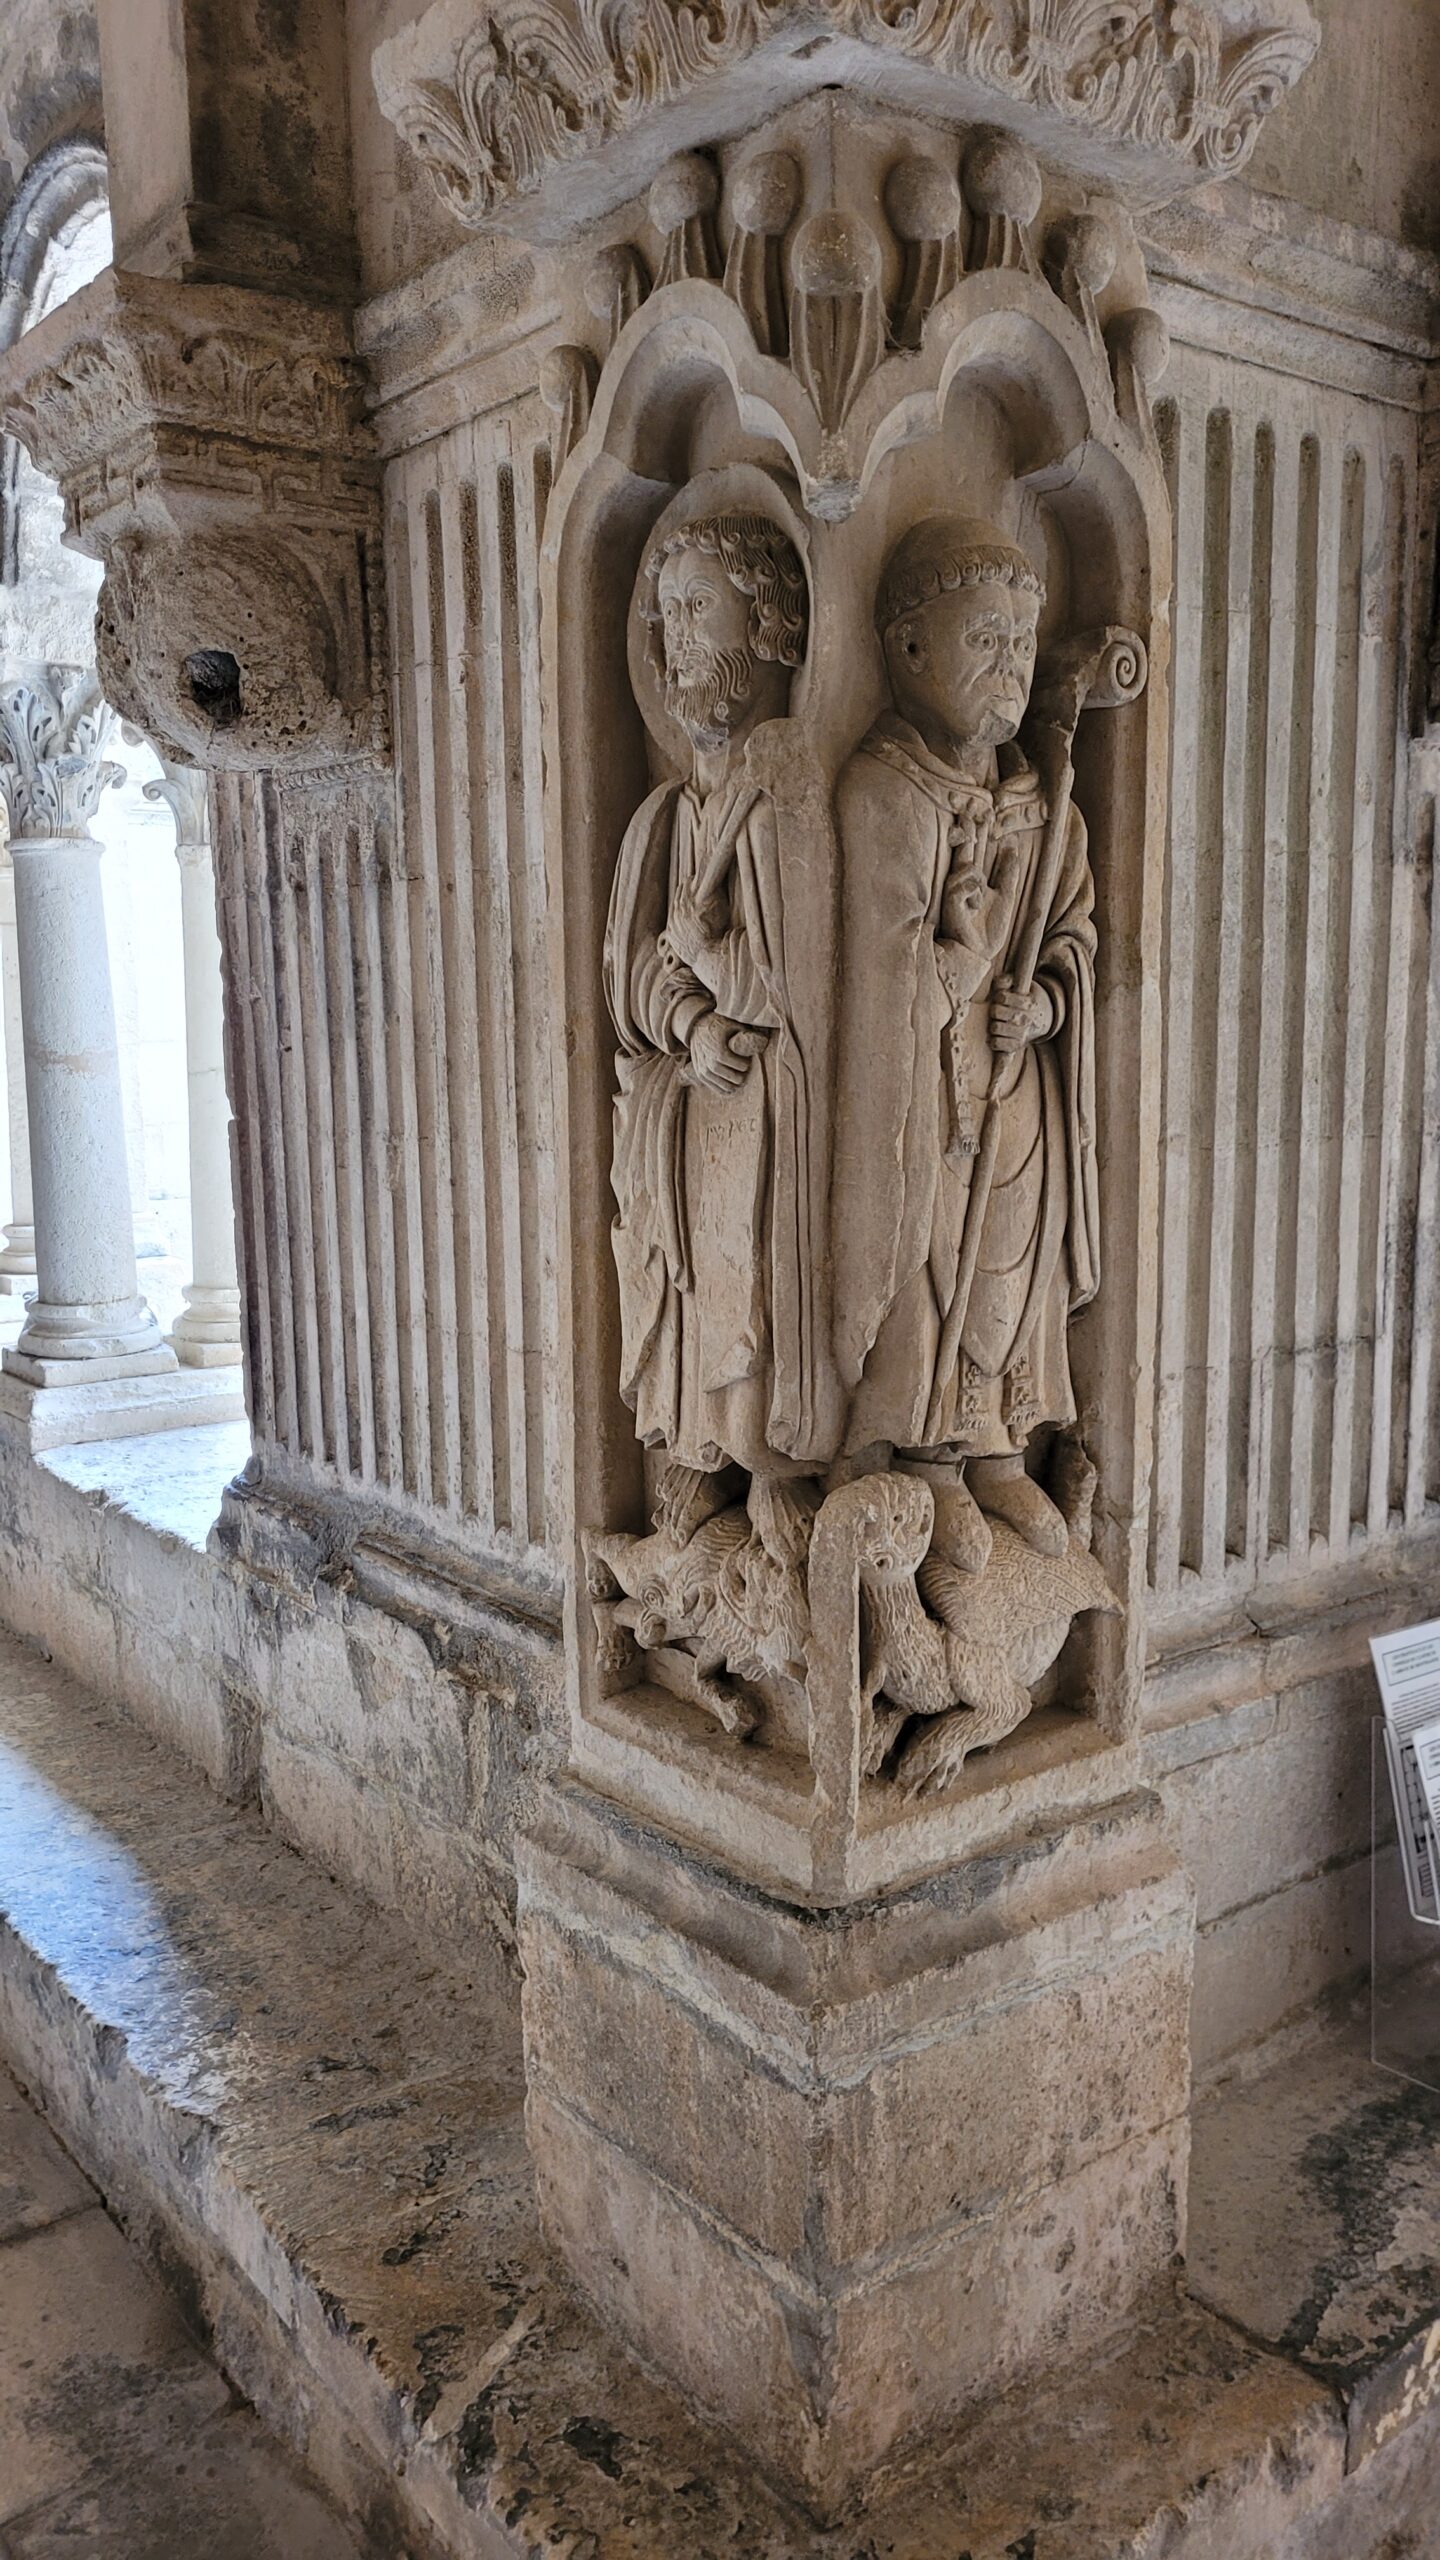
[145,760,242,1369]
[520,1781,1192,2520]
[0,665,175,1392]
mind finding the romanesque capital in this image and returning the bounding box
[0,271,385,777]
[374,0,1320,240]
[0,664,121,843]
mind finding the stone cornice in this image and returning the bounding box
[1143,180,1440,402]
[374,0,1320,240]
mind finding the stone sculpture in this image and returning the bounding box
[833,514,1098,1575]
[595,488,1130,1784]
[603,474,835,1608]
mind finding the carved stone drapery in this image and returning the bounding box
[375,0,1320,240]
[0,272,385,777]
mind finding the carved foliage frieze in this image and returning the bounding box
[376,0,1319,232]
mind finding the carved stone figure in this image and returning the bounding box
[852,1436,1117,1798]
[604,479,835,1589]
[833,515,1099,1577]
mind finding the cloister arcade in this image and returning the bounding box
[0,138,242,1478]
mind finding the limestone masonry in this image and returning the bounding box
[0,0,1439,2552]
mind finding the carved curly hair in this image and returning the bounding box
[644,511,808,669]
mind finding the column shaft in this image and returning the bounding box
[0,858,35,1290]
[171,825,242,1364]
[0,665,173,1387]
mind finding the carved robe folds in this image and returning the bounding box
[605,720,835,1475]
[834,719,1098,1457]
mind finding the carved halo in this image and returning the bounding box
[626,462,813,773]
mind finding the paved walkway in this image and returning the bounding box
[0,2061,359,2558]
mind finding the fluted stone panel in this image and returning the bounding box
[211,407,559,1596]
[1148,348,1423,1635]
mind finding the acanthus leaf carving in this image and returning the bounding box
[374,0,1318,233]
[0,664,122,843]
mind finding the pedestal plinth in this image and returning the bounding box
[519,1780,1193,2522]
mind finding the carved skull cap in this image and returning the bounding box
[875,515,1045,640]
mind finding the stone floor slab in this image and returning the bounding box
[1189,2010,1440,2463]
[2,2405,362,2559]
[0,2065,91,2243]
[0,2207,229,2524]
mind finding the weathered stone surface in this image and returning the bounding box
[519,1778,1193,2514]
[0,2060,91,2242]
[5,2408,362,2560]
[0,1615,1436,2556]
[0,2208,231,2523]
[1190,2011,1440,2469]
[3,0,1440,2545]
[0,2063,361,2556]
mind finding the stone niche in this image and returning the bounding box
[542,90,1172,1905]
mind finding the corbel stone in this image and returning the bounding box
[0,269,385,777]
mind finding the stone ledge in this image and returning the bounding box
[0,1372,243,1454]
[0,1362,245,1453]
[0,1622,1436,2553]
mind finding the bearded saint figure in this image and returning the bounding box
[833,515,1099,1575]
[604,506,835,1558]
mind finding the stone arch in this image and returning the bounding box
[0,136,109,588]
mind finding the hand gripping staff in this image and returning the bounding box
[921,624,1148,1449]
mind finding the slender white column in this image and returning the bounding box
[0,846,35,1292]
[144,759,242,1366]
[0,664,174,1385]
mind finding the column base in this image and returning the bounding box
[0,1222,37,1292]
[4,1344,177,1389]
[8,1293,172,1376]
[0,1361,245,1453]
[169,1283,243,1367]
[519,1779,1195,2523]
[171,1338,245,1368]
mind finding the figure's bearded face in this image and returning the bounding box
[657,546,758,752]
[890,576,1040,752]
